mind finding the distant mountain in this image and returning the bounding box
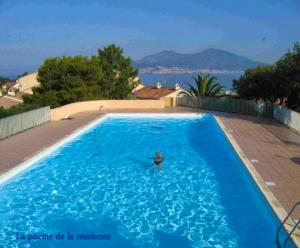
[134,48,265,71]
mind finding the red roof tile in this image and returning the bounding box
[133,86,177,99]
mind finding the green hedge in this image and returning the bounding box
[0,104,42,119]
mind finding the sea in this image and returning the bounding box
[139,72,243,90]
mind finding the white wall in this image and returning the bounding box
[273,105,300,132]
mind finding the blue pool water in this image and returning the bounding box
[0,114,294,248]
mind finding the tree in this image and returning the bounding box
[23,44,139,108]
[183,74,225,97]
[98,44,138,99]
[275,42,300,111]
[232,42,300,111]
[24,56,104,108]
[232,65,280,102]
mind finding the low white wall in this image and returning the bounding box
[273,105,300,132]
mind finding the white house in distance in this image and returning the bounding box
[17,72,40,94]
[132,82,186,99]
[1,81,21,96]
[0,72,40,108]
[1,72,40,97]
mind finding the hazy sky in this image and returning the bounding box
[1,0,300,76]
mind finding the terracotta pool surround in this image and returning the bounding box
[215,116,300,247]
[0,108,299,246]
[50,100,165,121]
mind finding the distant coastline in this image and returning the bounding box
[139,66,243,75]
[139,71,243,90]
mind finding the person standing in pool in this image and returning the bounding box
[154,151,163,168]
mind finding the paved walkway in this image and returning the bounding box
[1,108,300,219]
[217,113,300,218]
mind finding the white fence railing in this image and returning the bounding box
[176,96,273,118]
[0,106,50,139]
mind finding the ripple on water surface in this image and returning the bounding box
[0,115,273,247]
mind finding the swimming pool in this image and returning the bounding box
[0,114,295,247]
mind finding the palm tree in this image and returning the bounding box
[182,74,225,97]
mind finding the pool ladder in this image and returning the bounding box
[276,201,300,247]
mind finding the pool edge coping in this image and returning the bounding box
[0,112,299,246]
[215,116,300,248]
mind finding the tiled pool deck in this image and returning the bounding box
[0,107,300,242]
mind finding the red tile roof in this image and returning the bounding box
[2,81,16,89]
[133,86,177,99]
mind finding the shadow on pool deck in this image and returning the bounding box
[291,157,300,166]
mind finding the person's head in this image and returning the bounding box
[156,151,161,158]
